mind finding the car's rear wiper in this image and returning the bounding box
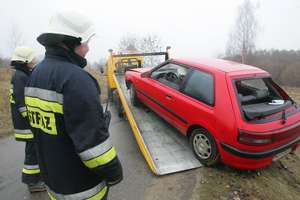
[282,109,287,124]
[291,99,298,108]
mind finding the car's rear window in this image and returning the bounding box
[234,77,292,120]
[235,78,283,105]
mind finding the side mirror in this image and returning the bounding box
[141,71,151,78]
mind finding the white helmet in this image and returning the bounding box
[11,46,36,63]
[45,11,95,43]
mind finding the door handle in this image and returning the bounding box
[165,94,173,100]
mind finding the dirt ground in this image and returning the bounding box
[191,153,300,200]
[0,67,300,200]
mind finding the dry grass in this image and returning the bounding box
[0,68,13,136]
[283,86,300,104]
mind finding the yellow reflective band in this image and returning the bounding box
[15,133,34,139]
[25,96,63,114]
[47,192,56,200]
[84,147,117,169]
[9,88,15,104]
[21,111,27,118]
[87,186,108,200]
[22,168,40,175]
[26,106,58,135]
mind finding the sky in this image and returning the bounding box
[0,0,299,62]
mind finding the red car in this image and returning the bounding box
[124,58,300,170]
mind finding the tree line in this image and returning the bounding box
[225,50,300,87]
[224,0,299,87]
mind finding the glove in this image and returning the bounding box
[106,158,123,187]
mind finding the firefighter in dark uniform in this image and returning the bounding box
[24,11,123,200]
[9,46,46,192]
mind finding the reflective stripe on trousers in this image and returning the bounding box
[22,164,40,175]
[47,181,108,200]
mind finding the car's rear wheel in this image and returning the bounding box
[190,128,220,166]
[130,84,140,106]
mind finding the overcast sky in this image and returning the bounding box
[0,0,299,62]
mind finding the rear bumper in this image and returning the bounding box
[221,136,300,159]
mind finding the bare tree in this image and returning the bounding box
[117,33,164,67]
[139,34,162,53]
[9,23,25,54]
[118,34,139,53]
[226,0,258,63]
[139,34,163,67]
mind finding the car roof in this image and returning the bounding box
[172,58,267,74]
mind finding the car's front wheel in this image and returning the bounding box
[130,84,140,106]
[190,128,220,166]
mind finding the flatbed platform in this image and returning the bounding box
[114,74,201,175]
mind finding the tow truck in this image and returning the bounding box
[106,48,201,175]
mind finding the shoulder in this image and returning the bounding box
[14,69,29,82]
[15,69,29,77]
[63,65,100,94]
[67,65,95,83]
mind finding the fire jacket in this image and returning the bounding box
[25,46,123,199]
[10,64,33,141]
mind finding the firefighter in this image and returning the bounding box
[24,11,123,200]
[9,46,46,192]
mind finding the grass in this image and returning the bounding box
[283,86,300,104]
[0,68,13,136]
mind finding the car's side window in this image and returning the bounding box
[183,69,214,106]
[151,63,189,90]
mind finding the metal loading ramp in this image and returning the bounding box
[114,74,202,175]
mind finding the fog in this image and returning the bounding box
[0,0,299,62]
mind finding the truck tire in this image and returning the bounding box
[130,84,140,106]
[107,86,114,103]
[111,90,124,118]
[116,94,124,118]
[190,128,220,166]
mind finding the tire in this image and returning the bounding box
[107,86,114,103]
[116,94,124,118]
[190,128,220,166]
[130,84,140,106]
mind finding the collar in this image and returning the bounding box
[45,46,87,68]
[12,63,31,76]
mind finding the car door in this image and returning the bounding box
[137,62,190,128]
[174,68,216,134]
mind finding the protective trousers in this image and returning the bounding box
[22,141,42,184]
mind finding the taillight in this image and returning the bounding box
[238,129,272,145]
[238,122,300,146]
